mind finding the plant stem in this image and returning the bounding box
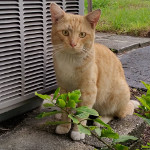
[51,96,115,149]
[91,131,115,150]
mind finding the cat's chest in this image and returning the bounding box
[54,55,81,89]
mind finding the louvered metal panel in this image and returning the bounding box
[0,0,84,121]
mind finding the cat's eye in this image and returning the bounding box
[62,30,69,36]
[79,32,86,38]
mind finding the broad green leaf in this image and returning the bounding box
[35,92,51,100]
[141,145,150,148]
[58,99,66,108]
[53,87,60,100]
[94,118,111,129]
[95,127,101,136]
[113,135,138,143]
[77,124,91,135]
[135,113,150,125]
[69,93,79,102]
[141,95,150,108]
[67,100,76,108]
[101,128,119,139]
[136,96,150,110]
[146,90,150,97]
[68,90,81,103]
[68,114,79,124]
[72,90,81,98]
[141,81,150,90]
[147,143,150,146]
[77,112,89,119]
[143,118,150,125]
[43,103,55,107]
[145,112,150,119]
[60,93,68,102]
[75,106,99,116]
[76,112,89,119]
[45,121,70,125]
[36,111,61,119]
[114,144,128,150]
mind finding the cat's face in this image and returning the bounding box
[50,3,101,55]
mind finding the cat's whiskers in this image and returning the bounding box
[52,44,65,57]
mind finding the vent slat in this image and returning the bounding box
[0,62,21,71]
[25,66,43,73]
[1,79,21,89]
[1,88,21,97]
[25,81,43,89]
[0,67,21,76]
[0,53,21,61]
[25,86,43,95]
[24,37,43,43]
[0,71,21,80]
[25,50,43,56]
[46,80,57,87]
[0,85,21,94]
[25,74,43,82]
[0,92,21,103]
[24,42,43,48]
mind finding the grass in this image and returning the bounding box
[84,0,150,37]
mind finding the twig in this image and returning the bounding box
[91,130,115,150]
[0,127,9,131]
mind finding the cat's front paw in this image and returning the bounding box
[71,131,85,140]
[56,124,71,134]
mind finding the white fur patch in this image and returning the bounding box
[131,100,140,109]
[71,131,85,141]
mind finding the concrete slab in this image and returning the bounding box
[95,32,150,53]
[0,108,94,150]
[0,107,145,150]
[120,46,150,90]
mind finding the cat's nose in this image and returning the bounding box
[70,42,77,48]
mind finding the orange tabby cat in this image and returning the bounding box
[50,3,139,140]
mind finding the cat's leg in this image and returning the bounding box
[55,88,71,134]
[55,110,71,134]
[71,88,97,140]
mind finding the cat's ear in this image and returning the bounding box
[86,9,101,28]
[50,3,65,23]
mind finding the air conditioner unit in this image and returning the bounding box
[0,0,84,122]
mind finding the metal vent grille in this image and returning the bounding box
[65,0,79,14]
[0,0,22,104]
[0,0,83,115]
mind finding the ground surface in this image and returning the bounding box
[120,46,150,90]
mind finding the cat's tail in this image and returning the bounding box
[126,100,140,116]
[117,100,140,118]
[130,100,140,109]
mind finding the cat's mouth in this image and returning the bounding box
[65,47,83,54]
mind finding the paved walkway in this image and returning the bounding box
[95,32,150,53]
[120,46,150,89]
[0,33,150,150]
